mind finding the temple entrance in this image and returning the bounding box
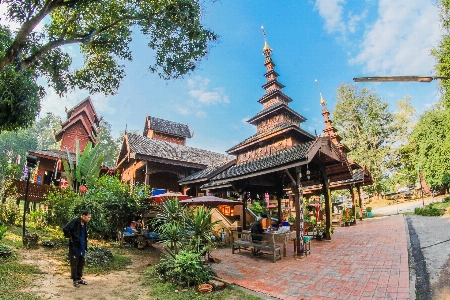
[148,172,180,192]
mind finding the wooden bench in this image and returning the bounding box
[231,231,281,263]
[331,213,342,227]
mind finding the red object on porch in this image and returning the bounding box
[149,192,191,203]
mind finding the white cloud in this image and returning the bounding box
[314,0,346,34]
[175,105,191,115]
[187,76,230,105]
[196,111,207,118]
[241,117,250,124]
[39,89,115,120]
[350,0,440,75]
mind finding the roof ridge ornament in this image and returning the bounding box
[261,25,272,57]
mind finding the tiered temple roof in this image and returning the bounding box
[143,116,192,146]
[118,133,233,169]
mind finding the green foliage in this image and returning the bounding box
[0,256,43,300]
[154,251,213,286]
[44,187,80,227]
[414,204,445,217]
[333,84,413,194]
[0,0,218,130]
[85,245,114,267]
[28,209,48,230]
[0,223,7,240]
[81,175,150,239]
[45,174,150,239]
[96,120,121,168]
[250,201,264,216]
[365,207,372,212]
[185,206,219,254]
[0,26,43,132]
[143,272,262,300]
[408,108,450,187]
[0,199,21,226]
[443,196,450,203]
[62,140,104,190]
[85,253,132,275]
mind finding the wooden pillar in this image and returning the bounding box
[144,162,149,185]
[357,185,363,220]
[349,186,357,224]
[322,176,332,240]
[242,191,247,230]
[286,168,304,257]
[277,195,282,225]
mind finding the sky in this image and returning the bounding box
[0,0,443,154]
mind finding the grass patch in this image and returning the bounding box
[431,201,450,211]
[85,253,132,275]
[143,268,261,300]
[0,256,44,300]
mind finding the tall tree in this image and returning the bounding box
[0,26,44,132]
[408,107,450,187]
[96,120,120,168]
[0,0,218,131]
[386,96,418,187]
[0,112,61,162]
[332,84,398,194]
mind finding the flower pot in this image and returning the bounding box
[198,283,213,293]
[367,212,373,218]
[315,233,322,241]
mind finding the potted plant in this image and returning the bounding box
[342,216,351,227]
[315,225,326,240]
[366,207,373,218]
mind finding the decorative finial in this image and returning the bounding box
[261,26,272,57]
[315,79,327,106]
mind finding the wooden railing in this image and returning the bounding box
[11,180,52,203]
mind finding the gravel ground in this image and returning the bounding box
[406,215,450,300]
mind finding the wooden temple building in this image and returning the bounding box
[179,36,372,255]
[116,116,234,194]
[13,97,102,202]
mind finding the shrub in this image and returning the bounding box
[0,199,21,225]
[0,223,7,240]
[154,250,213,287]
[250,201,264,216]
[365,207,372,212]
[414,205,444,217]
[443,197,450,203]
[85,245,114,267]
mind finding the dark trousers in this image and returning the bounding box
[69,246,85,281]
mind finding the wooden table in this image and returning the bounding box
[242,230,296,257]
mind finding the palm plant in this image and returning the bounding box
[61,139,104,191]
[185,206,219,254]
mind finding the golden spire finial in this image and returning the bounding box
[315,79,327,106]
[261,26,272,57]
[320,93,326,106]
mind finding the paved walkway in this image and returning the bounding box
[210,215,410,300]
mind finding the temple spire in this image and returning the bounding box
[261,26,272,57]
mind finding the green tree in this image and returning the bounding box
[408,107,450,187]
[0,112,61,162]
[0,26,44,132]
[333,84,398,194]
[96,120,120,168]
[0,0,217,131]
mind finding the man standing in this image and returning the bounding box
[63,210,91,288]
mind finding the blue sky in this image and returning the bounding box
[1,0,442,154]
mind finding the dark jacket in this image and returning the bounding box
[250,220,264,241]
[63,216,88,253]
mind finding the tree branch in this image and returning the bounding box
[21,15,137,69]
